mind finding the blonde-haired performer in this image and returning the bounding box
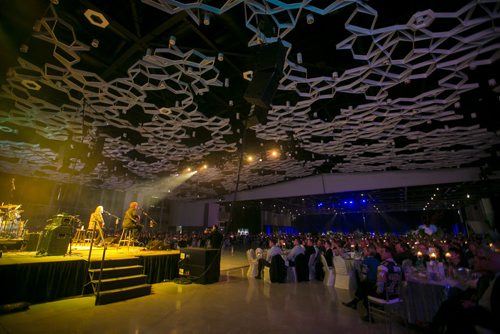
[88,205,106,246]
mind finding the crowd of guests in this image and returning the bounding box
[244,231,499,333]
[87,211,499,334]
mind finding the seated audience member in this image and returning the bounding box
[255,238,282,279]
[304,239,316,260]
[286,237,305,266]
[431,243,500,334]
[394,241,414,265]
[447,246,470,269]
[324,240,334,267]
[362,244,401,321]
[342,245,380,311]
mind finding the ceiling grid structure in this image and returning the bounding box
[0,0,499,201]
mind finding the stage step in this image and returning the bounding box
[91,274,147,291]
[89,257,139,269]
[89,265,144,280]
[95,284,151,305]
[89,257,152,305]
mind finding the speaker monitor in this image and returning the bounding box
[179,248,220,284]
[36,224,72,256]
[243,41,287,119]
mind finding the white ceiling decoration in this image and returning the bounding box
[0,0,499,200]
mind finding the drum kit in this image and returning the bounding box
[0,203,26,239]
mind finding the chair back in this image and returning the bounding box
[270,254,287,283]
[384,269,403,299]
[255,248,263,259]
[320,254,329,269]
[333,256,348,275]
[295,253,309,282]
[247,249,256,261]
[246,249,253,262]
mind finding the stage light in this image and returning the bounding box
[169,35,176,46]
[270,150,279,158]
[247,155,254,162]
[306,13,314,24]
[202,164,208,170]
[466,194,470,198]
[186,167,192,172]
[203,13,210,25]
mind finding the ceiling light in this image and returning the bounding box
[84,9,109,28]
[297,53,303,64]
[467,194,470,198]
[306,14,314,24]
[186,167,192,172]
[169,35,176,46]
[202,164,208,169]
[270,150,279,157]
[247,155,254,162]
[203,13,210,25]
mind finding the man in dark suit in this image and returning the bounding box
[209,224,223,249]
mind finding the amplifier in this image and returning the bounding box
[36,224,72,256]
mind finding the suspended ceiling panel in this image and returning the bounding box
[0,0,499,200]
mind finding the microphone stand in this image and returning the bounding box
[140,208,158,230]
[103,211,120,236]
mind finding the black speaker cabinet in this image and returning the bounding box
[24,232,41,251]
[36,224,72,256]
[179,248,220,284]
[243,40,287,115]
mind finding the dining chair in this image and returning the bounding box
[367,271,406,334]
[320,254,334,286]
[308,251,317,281]
[333,256,352,290]
[246,249,258,278]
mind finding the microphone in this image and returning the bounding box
[103,210,111,215]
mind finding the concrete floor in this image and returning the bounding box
[0,250,416,334]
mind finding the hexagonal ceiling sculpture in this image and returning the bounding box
[0,0,499,200]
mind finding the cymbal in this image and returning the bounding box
[0,204,20,209]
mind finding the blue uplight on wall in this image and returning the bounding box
[361,199,367,204]
[317,202,324,207]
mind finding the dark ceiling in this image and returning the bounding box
[0,0,499,201]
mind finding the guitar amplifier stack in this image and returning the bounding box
[36,214,74,256]
[179,248,220,284]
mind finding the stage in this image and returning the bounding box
[0,245,181,305]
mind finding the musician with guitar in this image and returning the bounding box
[122,201,143,238]
[88,205,106,246]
